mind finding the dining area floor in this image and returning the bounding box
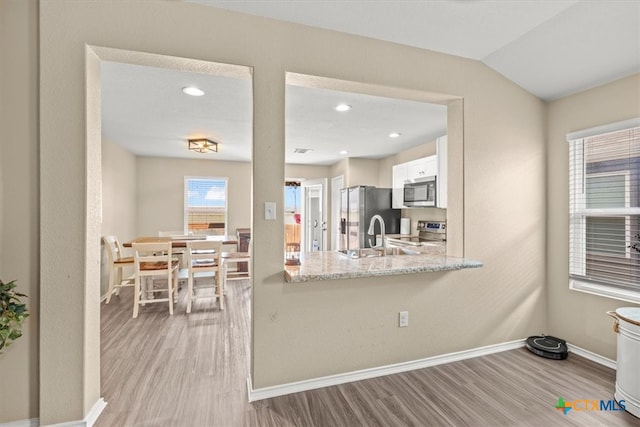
[96,278,253,426]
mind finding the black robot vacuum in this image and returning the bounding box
[525,335,568,360]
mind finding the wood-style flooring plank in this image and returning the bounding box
[97,281,640,426]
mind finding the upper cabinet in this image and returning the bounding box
[392,135,447,209]
[408,156,437,181]
[392,163,409,208]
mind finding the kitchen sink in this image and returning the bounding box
[337,246,421,258]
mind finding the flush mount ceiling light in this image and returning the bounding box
[182,86,205,96]
[389,132,402,138]
[293,147,313,154]
[335,103,352,112]
[339,150,349,155]
[188,138,218,153]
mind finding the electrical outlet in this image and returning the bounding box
[399,311,409,327]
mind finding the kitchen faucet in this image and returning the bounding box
[367,214,386,254]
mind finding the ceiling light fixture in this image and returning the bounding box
[340,150,349,155]
[188,138,218,153]
[389,132,401,138]
[335,103,352,112]
[293,148,313,154]
[182,86,205,96]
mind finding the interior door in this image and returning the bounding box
[301,178,327,252]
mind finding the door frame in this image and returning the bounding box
[301,178,328,252]
[330,175,344,251]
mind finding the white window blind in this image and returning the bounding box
[569,125,640,300]
[184,177,228,235]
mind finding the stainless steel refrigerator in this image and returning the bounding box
[339,186,400,251]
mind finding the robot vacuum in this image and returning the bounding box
[525,335,568,360]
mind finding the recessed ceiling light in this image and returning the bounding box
[335,103,352,112]
[182,86,205,97]
[389,132,401,138]
[340,150,349,155]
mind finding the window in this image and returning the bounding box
[568,121,640,302]
[184,177,228,235]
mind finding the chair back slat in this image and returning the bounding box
[187,240,222,268]
[132,242,173,272]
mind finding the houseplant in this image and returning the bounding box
[0,279,29,352]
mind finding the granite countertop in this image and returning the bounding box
[284,247,482,283]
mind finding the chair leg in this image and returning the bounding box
[106,267,116,304]
[115,267,123,296]
[218,266,225,310]
[133,276,140,318]
[174,269,180,299]
[167,271,174,316]
[186,271,194,314]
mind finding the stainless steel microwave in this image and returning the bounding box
[404,177,436,207]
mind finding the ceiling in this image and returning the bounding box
[193,0,640,101]
[102,0,640,164]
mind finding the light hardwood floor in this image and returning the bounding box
[97,280,640,426]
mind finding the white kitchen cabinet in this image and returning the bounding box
[392,156,437,208]
[409,156,437,180]
[391,135,448,209]
[392,163,408,208]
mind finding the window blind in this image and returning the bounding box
[184,177,228,235]
[569,126,640,293]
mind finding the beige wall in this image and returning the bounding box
[0,0,39,423]
[546,73,640,359]
[102,140,137,242]
[100,139,137,297]
[24,1,547,423]
[136,157,252,237]
[347,158,381,187]
[285,163,331,181]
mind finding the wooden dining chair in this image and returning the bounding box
[220,239,251,292]
[102,235,135,304]
[185,240,223,312]
[132,241,180,318]
[158,230,187,264]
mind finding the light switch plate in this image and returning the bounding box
[399,311,409,327]
[265,202,276,220]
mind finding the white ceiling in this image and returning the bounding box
[102,0,640,164]
[101,61,254,162]
[193,0,640,100]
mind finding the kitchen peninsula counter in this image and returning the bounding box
[284,248,482,283]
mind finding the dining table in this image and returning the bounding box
[123,235,238,249]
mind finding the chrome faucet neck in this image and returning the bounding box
[367,214,386,252]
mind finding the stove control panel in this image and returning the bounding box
[417,220,446,241]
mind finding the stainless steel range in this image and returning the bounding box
[416,220,446,242]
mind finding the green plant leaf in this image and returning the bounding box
[0,279,29,353]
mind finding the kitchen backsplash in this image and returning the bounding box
[401,208,446,234]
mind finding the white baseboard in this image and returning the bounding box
[84,398,107,427]
[568,343,617,370]
[49,398,107,427]
[0,419,38,427]
[247,339,619,402]
[4,398,108,427]
[247,339,526,401]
